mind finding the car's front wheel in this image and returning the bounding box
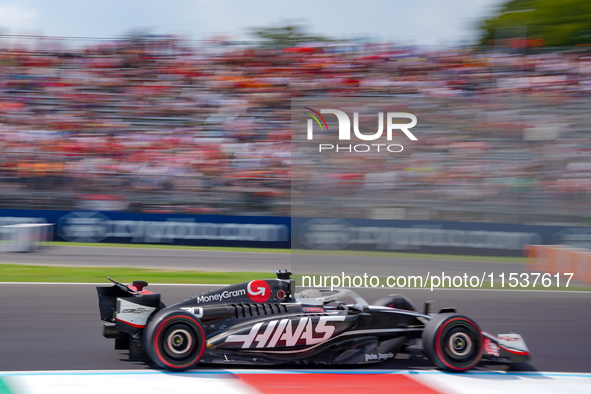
[422,313,483,372]
[144,310,206,371]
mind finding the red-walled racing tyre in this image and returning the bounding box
[422,313,483,372]
[144,310,206,371]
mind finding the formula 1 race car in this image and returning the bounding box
[96,271,530,372]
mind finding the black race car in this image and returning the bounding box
[96,271,529,372]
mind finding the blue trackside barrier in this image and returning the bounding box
[0,210,589,256]
[0,209,290,249]
[291,217,591,257]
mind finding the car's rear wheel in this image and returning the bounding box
[422,313,483,372]
[144,310,206,371]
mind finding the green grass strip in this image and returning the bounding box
[0,264,265,284]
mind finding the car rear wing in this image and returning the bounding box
[97,278,161,323]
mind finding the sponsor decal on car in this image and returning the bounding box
[195,289,246,303]
[180,307,204,318]
[116,299,156,327]
[364,352,394,362]
[121,307,152,314]
[484,337,500,357]
[302,307,324,313]
[497,335,519,341]
[225,315,346,349]
[247,280,271,303]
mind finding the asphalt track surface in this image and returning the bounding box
[0,246,589,374]
[0,283,590,373]
[0,246,529,280]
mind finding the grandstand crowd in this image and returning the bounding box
[0,35,589,223]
